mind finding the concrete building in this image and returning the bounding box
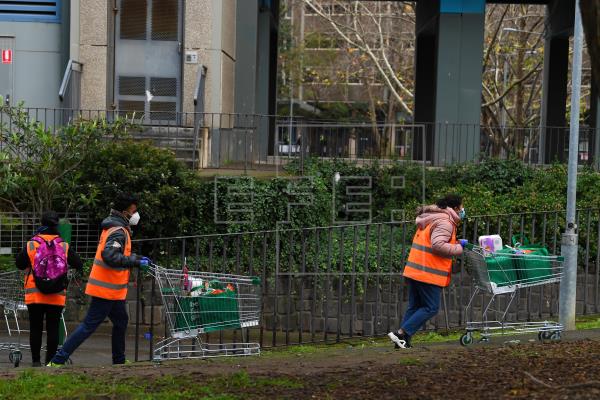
[280,1,410,107]
[0,0,279,167]
[0,0,278,117]
[0,1,69,108]
[0,0,597,168]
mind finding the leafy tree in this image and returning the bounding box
[0,105,131,215]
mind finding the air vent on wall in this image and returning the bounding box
[0,1,60,23]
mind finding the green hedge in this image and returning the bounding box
[4,133,600,238]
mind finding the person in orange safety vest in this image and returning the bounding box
[48,193,150,366]
[16,211,83,367]
[388,194,468,349]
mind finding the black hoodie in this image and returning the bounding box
[100,211,140,269]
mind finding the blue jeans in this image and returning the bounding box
[51,297,129,365]
[400,278,442,337]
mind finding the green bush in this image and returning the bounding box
[70,140,207,239]
[1,111,599,241]
[65,154,600,241]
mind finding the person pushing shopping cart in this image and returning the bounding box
[48,193,151,367]
[388,194,468,349]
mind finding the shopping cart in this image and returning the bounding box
[0,270,29,367]
[460,245,564,346]
[149,264,262,361]
[0,270,77,367]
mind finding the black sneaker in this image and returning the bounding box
[32,361,42,368]
[387,331,411,349]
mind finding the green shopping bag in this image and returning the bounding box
[198,290,241,333]
[511,235,553,283]
[173,296,203,331]
[485,247,518,287]
[172,290,241,333]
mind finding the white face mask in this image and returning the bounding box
[128,212,140,226]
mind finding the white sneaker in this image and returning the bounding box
[388,331,407,349]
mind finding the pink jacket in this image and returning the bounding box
[415,205,463,257]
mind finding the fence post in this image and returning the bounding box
[134,262,141,362]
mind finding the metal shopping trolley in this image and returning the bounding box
[0,270,29,366]
[149,264,262,361]
[0,270,76,367]
[459,245,564,346]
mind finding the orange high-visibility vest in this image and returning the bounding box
[85,227,131,300]
[25,234,68,306]
[403,222,457,287]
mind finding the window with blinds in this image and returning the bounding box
[0,0,61,23]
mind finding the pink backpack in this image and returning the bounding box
[31,236,68,294]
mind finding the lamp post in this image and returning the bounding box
[559,0,584,331]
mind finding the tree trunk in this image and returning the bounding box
[514,18,526,159]
[366,83,383,156]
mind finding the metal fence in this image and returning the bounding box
[0,107,596,170]
[0,212,98,261]
[129,208,600,360]
[0,108,271,170]
[276,122,597,168]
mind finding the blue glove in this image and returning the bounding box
[139,257,151,272]
[459,239,468,248]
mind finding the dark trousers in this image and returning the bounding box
[400,278,442,337]
[27,304,63,364]
[51,296,129,365]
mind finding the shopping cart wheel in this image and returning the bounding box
[538,331,552,342]
[8,350,21,368]
[460,333,473,346]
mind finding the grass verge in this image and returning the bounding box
[0,370,302,400]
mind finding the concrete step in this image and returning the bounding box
[132,125,201,168]
[135,126,197,139]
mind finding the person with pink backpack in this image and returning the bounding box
[16,211,83,367]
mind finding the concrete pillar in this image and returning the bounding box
[69,0,80,62]
[413,0,484,165]
[540,0,575,163]
[234,0,279,163]
[78,0,109,110]
[256,7,273,161]
[235,1,258,113]
[413,0,438,162]
[590,76,600,170]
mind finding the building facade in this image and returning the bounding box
[0,0,278,118]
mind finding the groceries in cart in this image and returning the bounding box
[478,234,503,253]
[460,236,564,346]
[148,262,261,361]
[475,234,556,289]
[181,270,236,297]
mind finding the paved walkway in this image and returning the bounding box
[0,328,153,368]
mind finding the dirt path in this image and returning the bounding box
[17,331,594,399]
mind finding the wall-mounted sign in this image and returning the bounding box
[2,49,12,64]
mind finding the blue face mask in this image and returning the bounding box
[459,208,466,221]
